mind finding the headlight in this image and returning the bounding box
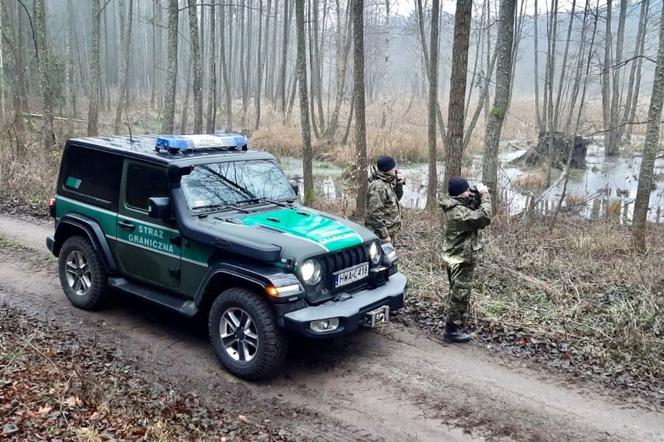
[299,259,322,285]
[369,241,381,265]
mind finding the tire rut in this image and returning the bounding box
[1,214,663,441]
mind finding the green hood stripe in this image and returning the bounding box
[240,208,363,252]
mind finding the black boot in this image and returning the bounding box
[443,322,470,343]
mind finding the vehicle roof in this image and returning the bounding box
[67,135,276,166]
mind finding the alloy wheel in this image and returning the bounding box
[219,307,259,362]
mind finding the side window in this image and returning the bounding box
[60,145,123,209]
[125,164,169,211]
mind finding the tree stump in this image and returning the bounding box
[511,132,590,169]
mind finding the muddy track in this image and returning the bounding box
[1,213,663,441]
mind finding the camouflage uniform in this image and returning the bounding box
[365,168,403,243]
[439,192,492,325]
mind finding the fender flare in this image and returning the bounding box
[195,262,303,307]
[54,213,118,273]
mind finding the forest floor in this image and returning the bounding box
[0,211,663,441]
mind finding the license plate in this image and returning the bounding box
[334,262,369,288]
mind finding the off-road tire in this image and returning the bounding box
[209,287,288,380]
[58,235,110,310]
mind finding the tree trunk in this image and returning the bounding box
[295,0,314,204]
[189,0,203,133]
[151,0,158,109]
[622,0,649,143]
[87,0,101,136]
[35,0,55,148]
[482,0,517,200]
[353,0,368,220]
[444,0,473,186]
[425,0,441,210]
[552,0,576,131]
[533,0,542,132]
[606,0,627,156]
[220,0,232,130]
[255,0,270,130]
[162,0,179,133]
[114,0,134,134]
[279,0,291,115]
[325,0,352,140]
[601,0,612,151]
[633,0,664,250]
[206,1,218,133]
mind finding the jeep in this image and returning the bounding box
[46,134,406,379]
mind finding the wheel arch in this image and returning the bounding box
[54,214,118,273]
[197,269,270,317]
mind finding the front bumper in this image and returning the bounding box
[282,272,407,338]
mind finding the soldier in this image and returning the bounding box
[439,177,492,343]
[365,155,404,244]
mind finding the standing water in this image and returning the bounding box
[279,144,664,223]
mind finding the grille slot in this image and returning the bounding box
[322,244,370,292]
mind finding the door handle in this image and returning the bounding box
[118,220,135,231]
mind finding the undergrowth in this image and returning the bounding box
[396,209,664,403]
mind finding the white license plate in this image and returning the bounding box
[334,262,369,288]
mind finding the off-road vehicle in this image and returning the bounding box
[46,134,406,379]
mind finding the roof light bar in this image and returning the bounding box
[155,134,248,153]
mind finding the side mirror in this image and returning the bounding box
[148,197,172,220]
[290,179,299,196]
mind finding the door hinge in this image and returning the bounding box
[169,268,181,279]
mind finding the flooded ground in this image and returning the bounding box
[280,143,664,223]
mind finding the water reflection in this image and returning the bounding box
[279,144,664,223]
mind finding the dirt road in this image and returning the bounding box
[1,213,663,441]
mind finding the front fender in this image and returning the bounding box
[195,261,304,307]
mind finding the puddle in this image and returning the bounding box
[279,144,664,223]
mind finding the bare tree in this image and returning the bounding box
[482,0,517,200]
[623,0,650,142]
[353,0,368,219]
[189,0,203,133]
[444,0,473,185]
[425,0,441,210]
[295,0,314,203]
[533,0,542,130]
[162,0,179,133]
[87,0,101,136]
[114,0,134,134]
[606,0,627,156]
[207,1,218,133]
[633,0,664,250]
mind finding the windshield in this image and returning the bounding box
[181,159,295,209]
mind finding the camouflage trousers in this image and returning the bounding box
[446,262,476,326]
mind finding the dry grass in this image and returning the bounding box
[392,209,664,387]
[515,173,546,191]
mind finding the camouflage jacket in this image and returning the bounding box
[365,169,403,240]
[439,192,492,265]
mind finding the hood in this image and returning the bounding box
[195,206,376,262]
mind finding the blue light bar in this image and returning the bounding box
[155,134,248,152]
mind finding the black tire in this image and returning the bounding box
[58,235,110,310]
[208,287,288,380]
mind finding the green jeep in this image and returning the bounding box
[46,134,406,379]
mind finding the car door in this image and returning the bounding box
[115,160,182,291]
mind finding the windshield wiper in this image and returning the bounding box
[192,203,250,214]
[199,165,256,200]
[235,197,291,207]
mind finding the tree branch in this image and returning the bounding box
[16,0,38,59]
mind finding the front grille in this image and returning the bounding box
[321,244,370,293]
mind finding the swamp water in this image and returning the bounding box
[280,144,664,223]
